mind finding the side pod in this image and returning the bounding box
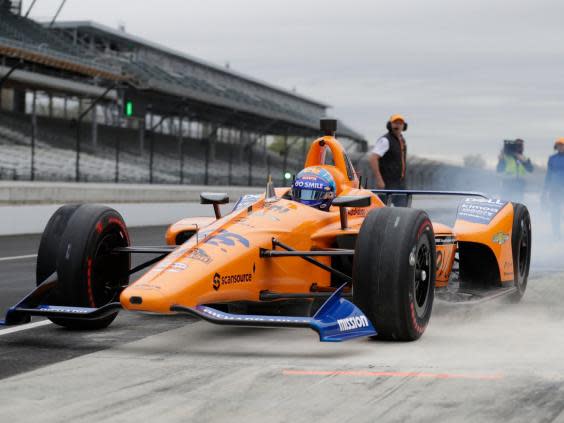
[171,284,376,342]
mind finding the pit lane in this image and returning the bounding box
[1,202,564,422]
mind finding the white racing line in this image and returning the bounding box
[0,253,46,334]
[0,254,37,262]
[0,320,51,335]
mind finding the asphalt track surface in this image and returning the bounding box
[1,205,564,422]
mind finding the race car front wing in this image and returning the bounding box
[171,283,376,342]
[0,277,376,342]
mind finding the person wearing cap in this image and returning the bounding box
[369,115,408,205]
[496,138,534,202]
[542,138,564,239]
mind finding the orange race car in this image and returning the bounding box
[0,120,531,342]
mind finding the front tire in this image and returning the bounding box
[37,204,130,329]
[353,207,436,341]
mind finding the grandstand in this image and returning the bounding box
[0,0,366,185]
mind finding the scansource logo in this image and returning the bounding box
[213,273,221,290]
[212,272,252,291]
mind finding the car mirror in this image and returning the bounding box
[332,195,371,208]
[332,195,372,230]
[200,192,229,205]
[200,192,229,219]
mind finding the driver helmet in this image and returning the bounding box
[291,166,336,210]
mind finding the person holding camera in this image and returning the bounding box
[542,138,564,239]
[496,138,533,202]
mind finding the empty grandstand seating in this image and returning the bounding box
[0,111,300,185]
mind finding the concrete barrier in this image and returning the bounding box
[0,202,222,236]
[0,181,264,204]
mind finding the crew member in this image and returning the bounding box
[369,114,408,206]
[496,138,533,202]
[542,138,564,239]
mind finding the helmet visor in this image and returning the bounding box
[292,188,326,202]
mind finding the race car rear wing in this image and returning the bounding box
[371,190,489,207]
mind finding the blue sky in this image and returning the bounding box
[26,0,564,165]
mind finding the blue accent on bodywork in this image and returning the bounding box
[172,283,376,342]
[0,274,121,326]
[310,284,376,342]
[456,198,508,225]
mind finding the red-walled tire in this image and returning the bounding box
[353,207,436,341]
[44,204,130,329]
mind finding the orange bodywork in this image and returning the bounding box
[119,134,517,313]
[165,216,216,245]
[454,202,515,283]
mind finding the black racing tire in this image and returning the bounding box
[509,203,531,302]
[36,204,82,285]
[353,207,436,341]
[45,204,130,329]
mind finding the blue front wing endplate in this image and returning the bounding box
[171,284,376,342]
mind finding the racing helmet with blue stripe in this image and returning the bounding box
[291,166,336,210]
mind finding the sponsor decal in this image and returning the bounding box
[204,229,250,249]
[457,198,508,224]
[213,272,253,290]
[492,232,509,245]
[293,180,326,190]
[152,259,173,271]
[348,208,367,217]
[185,248,213,264]
[232,215,255,228]
[38,306,90,314]
[133,283,162,291]
[337,315,369,332]
[166,262,188,273]
[264,204,291,214]
[200,307,309,324]
[213,273,221,290]
[435,236,456,245]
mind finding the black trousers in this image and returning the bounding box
[386,180,408,207]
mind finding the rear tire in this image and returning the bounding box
[37,204,130,329]
[353,208,436,341]
[509,203,531,302]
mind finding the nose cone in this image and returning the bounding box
[120,286,170,313]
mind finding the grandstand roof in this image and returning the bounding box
[49,21,328,109]
[49,21,365,142]
[0,7,365,143]
[0,9,123,80]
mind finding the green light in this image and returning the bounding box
[284,172,292,180]
[125,101,133,117]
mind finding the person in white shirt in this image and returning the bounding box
[369,114,408,190]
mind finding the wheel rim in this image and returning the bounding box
[413,242,431,318]
[90,228,129,306]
